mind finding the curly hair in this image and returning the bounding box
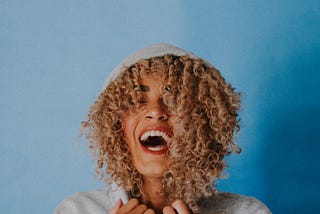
[81,54,241,213]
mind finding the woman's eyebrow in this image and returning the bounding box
[139,85,149,92]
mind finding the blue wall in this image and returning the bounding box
[1,1,319,213]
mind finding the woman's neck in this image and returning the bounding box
[142,176,166,213]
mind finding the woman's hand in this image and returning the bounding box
[163,199,190,214]
[109,198,155,214]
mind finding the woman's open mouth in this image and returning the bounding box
[139,130,172,154]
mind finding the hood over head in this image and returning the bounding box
[102,43,203,91]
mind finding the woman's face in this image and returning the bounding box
[122,75,173,178]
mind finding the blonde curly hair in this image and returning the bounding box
[81,54,241,213]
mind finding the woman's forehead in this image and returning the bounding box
[139,75,167,89]
[139,72,167,85]
[139,67,168,79]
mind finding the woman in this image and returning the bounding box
[54,43,271,214]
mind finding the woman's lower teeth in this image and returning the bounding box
[146,145,165,151]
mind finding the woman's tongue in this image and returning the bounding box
[141,136,167,151]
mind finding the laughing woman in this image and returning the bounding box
[54,43,271,214]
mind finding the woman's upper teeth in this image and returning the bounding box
[140,130,171,143]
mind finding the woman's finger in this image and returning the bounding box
[116,198,140,214]
[130,204,148,214]
[109,199,123,214]
[144,208,155,214]
[163,205,177,214]
[171,199,190,214]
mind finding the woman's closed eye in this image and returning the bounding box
[137,85,149,105]
[138,97,148,104]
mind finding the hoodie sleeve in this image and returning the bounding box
[200,192,272,214]
[53,185,128,214]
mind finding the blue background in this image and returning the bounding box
[1,1,319,213]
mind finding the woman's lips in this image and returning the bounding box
[138,127,172,155]
[140,143,169,155]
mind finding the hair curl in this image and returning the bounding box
[81,54,241,213]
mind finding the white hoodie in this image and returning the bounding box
[54,183,271,214]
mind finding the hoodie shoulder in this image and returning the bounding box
[53,185,128,214]
[200,192,271,214]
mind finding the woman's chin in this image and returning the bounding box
[136,164,167,179]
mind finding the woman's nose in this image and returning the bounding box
[145,103,169,121]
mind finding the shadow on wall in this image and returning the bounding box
[262,48,320,213]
